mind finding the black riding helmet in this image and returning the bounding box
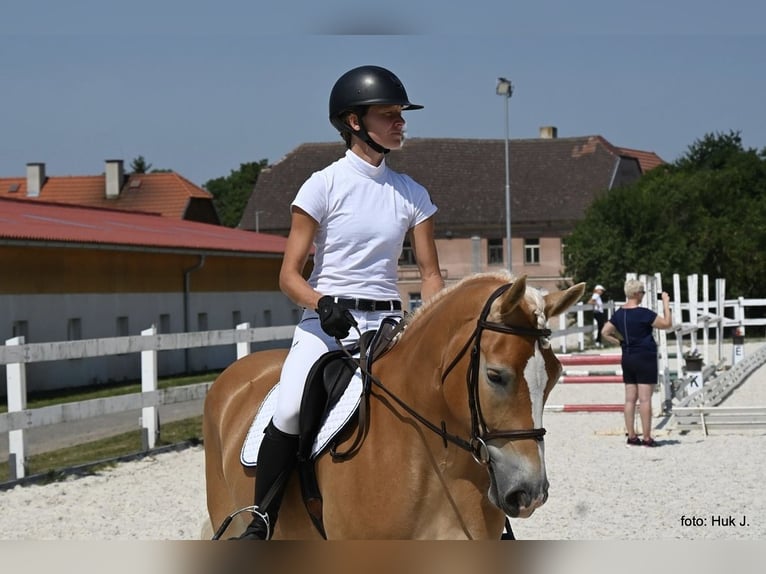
[329,65,423,154]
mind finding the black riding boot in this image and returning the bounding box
[237,419,299,540]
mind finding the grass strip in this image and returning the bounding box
[0,416,203,486]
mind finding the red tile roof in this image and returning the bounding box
[0,196,286,255]
[0,171,215,220]
[616,147,665,173]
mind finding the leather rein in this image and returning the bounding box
[334,283,552,465]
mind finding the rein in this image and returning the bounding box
[335,282,552,465]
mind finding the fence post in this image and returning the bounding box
[6,336,28,480]
[672,273,684,381]
[654,273,673,414]
[715,278,726,364]
[687,274,699,354]
[236,322,251,359]
[576,305,585,351]
[558,314,568,354]
[732,327,745,365]
[141,326,159,450]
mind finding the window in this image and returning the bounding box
[116,316,129,336]
[291,308,300,324]
[67,318,82,340]
[398,239,416,266]
[197,312,209,331]
[159,314,171,334]
[560,240,566,265]
[12,320,29,340]
[408,293,423,312]
[263,309,273,327]
[524,238,540,265]
[487,238,503,265]
[232,310,242,327]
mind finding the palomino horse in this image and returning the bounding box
[203,273,585,539]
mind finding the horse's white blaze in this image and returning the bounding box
[523,347,547,429]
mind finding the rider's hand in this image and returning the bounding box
[316,296,358,339]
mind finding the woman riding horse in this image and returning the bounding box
[235,65,444,539]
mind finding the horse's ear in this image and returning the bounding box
[498,274,528,318]
[544,282,587,319]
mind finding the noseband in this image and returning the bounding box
[336,282,552,466]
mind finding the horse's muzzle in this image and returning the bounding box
[502,479,549,518]
[507,489,548,518]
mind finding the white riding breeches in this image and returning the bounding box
[271,308,403,435]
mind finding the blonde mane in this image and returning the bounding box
[406,271,528,325]
[402,272,551,353]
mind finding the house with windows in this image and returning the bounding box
[0,196,298,393]
[240,128,664,309]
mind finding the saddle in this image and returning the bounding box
[297,315,403,537]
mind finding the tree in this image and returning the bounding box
[130,155,153,173]
[564,131,766,299]
[204,160,268,228]
[129,155,172,173]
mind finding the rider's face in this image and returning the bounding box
[351,105,406,150]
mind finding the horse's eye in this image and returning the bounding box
[486,368,504,385]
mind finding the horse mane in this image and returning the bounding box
[405,271,546,328]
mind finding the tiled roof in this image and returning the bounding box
[616,147,665,173]
[0,171,219,223]
[0,196,286,255]
[241,136,661,238]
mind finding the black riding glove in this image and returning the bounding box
[316,296,358,339]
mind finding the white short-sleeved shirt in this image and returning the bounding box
[591,292,604,313]
[292,149,437,301]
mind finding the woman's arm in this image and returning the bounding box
[652,292,673,330]
[278,207,322,310]
[601,320,622,346]
[410,217,444,303]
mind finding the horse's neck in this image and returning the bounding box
[371,295,479,440]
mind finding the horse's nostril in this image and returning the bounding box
[505,490,531,516]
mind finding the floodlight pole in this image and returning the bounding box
[496,77,513,273]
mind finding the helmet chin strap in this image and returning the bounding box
[352,116,389,155]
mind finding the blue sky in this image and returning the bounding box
[2,1,765,186]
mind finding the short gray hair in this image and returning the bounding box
[624,279,644,299]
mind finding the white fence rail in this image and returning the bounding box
[3,273,765,480]
[2,323,294,480]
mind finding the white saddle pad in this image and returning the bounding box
[240,368,364,467]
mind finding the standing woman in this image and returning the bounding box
[601,279,672,447]
[238,65,444,539]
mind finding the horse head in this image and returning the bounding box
[438,274,585,519]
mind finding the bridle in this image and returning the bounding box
[334,282,552,465]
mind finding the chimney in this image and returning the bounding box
[26,162,46,197]
[105,159,124,199]
[539,126,558,139]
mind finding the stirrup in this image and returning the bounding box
[238,506,271,540]
[211,505,271,540]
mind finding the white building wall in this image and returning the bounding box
[1,291,300,394]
